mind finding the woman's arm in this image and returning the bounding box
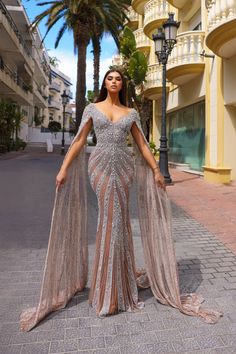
[56,118,92,189]
[131,122,166,190]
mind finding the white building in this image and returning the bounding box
[0,0,73,146]
[47,66,73,131]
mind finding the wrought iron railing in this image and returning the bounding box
[0,0,32,58]
[0,57,31,93]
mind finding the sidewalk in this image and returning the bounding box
[1,151,236,354]
[167,169,236,255]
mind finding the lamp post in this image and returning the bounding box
[61,90,69,155]
[152,13,180,183]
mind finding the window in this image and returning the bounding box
[193,22,202,31]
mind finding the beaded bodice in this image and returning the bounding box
[90,103,136,148]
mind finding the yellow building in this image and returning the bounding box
[127,0,236,183]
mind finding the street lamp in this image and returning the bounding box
[61,89,69,155]
[152,13,180,183]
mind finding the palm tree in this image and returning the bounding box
[118,26,151,139]
[32,0,131,131]
[91,0,131,99]
[91,21,103,99]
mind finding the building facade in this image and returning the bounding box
[47,67,73,132]
[127,0,236,183]
[0,0,73,144]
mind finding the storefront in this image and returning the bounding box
[167,101,205,171]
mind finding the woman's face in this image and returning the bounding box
[104,72,123,94]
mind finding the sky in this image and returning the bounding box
[22,0,119,100]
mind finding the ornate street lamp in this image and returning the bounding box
[61,89,69,155]
[152,13,180,183]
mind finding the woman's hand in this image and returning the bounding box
[153,170,166,191]
[56,168,68,191]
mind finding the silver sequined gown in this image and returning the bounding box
[87,104,143,316]
[19,103,222,332]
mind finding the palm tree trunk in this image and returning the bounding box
[92,37,101,99]
[75,30,90,132]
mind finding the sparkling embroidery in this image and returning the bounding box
[87,103,143,316]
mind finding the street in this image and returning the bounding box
[1,148,236,354]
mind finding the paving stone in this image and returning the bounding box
[215,267,233,272]
[0,345,22,354]
[78,317,102,328]
[223,283,236,290]
[212,272,230,278]
[125,313,150,323]
[130,331,157,344]
[0,334,11,346]
[0,322,19,334]
[50,339,78,353]
[147,341,174,353]
[37,330,55,342]
[228,271,236,276]
[162,318,188,330]
[66,318,79,328]
[179,327,211,339]
[216,347,236,353]
[115,322,142,335]
[78,337,105,350]
[201,268,217,274]
[226,276,236,283]
[10,332,38,345]
[105,335,131,348]
[93,349,120,354]
[140,320,165,331]
[91,325,116,337]
[172,338,200,352]
[119,343,150,354]
[21,342,50,354]
[155,329,182,342]
[221,334,236,346]
[197,335,225,350]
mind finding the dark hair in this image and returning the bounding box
[95,69,127,106]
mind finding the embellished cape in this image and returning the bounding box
[20,104,222,331]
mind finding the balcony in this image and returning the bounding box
[205,0,236,58]
[143,64,165,100]
[33,81,48,108]
[166,31,205,85]
[125,6,139,30]
[134,28,151,52]
[167,0,188,8]
[132,0,147,15]
[0,0,34,70]
[67,90,73,99]
[0,60,33,105]
[49,81,61,92]
[65,107,73,115]
[143,0,170,39]
[112,54,123,66]
[33,47,50,85]
[48,99,60,110]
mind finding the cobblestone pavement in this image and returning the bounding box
[168,169,236,255]
[1,149,236,354]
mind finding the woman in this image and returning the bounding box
[20,69,222,332]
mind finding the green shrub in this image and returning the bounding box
[149,141,159,156]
